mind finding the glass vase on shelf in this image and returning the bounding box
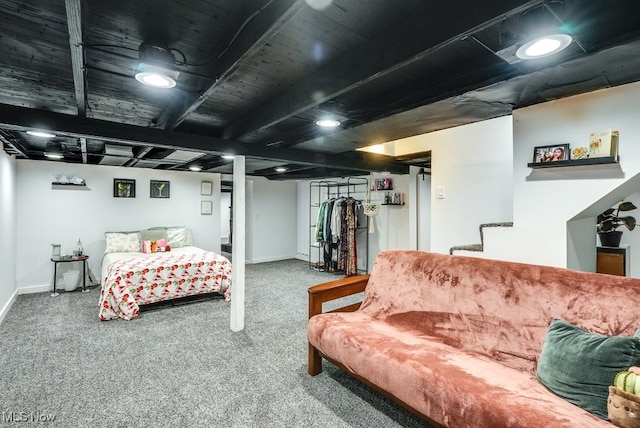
[74,238,83,256]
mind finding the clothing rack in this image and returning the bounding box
[309,177,369,276]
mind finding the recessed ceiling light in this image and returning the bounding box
[135,63,178,88]
[27,130,56,138]
[44,141,63,159]
[315,118,341,128]
[222,155,235,160]
[516,34,572,60]
[275,167,288,173]
[189,166,202,172]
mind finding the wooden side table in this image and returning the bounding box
[596,246,629,276]
[51,255,89,296]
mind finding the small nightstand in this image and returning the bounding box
[51,255,89,296]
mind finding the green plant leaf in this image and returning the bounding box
[622,216,637,230]
[619,202,638,212]
[598,219,617,232]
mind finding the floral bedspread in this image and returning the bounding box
[99,250,231,321]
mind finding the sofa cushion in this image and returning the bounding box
[357,250,640,375]
[308,311,611,427]
[536,318,640,420]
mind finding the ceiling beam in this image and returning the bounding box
[64,0,86,117]
[0,104,407,174]
[222,0,543,141]
[155,0,305,130]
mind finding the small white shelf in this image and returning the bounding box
[51,182,89,190]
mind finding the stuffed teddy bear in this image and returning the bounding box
[608,366,640,428]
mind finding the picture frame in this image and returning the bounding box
[113,178,136,198]
[150,180,170,198]
[532,144,570,163]
[201,200,213,215]
[201,181,213,196]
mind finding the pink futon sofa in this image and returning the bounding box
[307,250,640,427]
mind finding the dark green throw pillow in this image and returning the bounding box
[536,318,640,419]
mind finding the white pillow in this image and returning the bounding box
[166,227,193,248]
[105,232,141,253]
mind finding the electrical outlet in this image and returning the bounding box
[437,186,445,199]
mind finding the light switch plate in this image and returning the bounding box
[437,186,445,199]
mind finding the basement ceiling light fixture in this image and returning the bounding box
[135,42,180,88]
[275,167,288,173]
[315,118,341,128]
[135,63,178,88]
[27,130,56,138]
[189,165,202,172]
[222,155,235,160]
[44,142,63,159]
[516,33,572,60]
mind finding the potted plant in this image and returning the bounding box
[597,201,637,247]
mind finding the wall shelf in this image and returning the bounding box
[381,203,405,206]
[51,182,89,190]
[528,157,618,169]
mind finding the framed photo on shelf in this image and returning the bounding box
[113,178,136,198]
[532,144,570,163]
[201,181,213,196]
[150,180,170,198]
[201,200,213,215]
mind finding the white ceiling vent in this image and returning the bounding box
[104,144,134,157]
[100,144,133,166]
[163,150,202,162]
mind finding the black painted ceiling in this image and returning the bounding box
[1,0,640,179]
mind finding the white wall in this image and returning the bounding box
[483,81,640,268]
[246,177,297,263]
[393,116,514,255]
[296,181,310,257]
[417,173,432,251]
[0,149,17,320]
[367,173,410,269]
[15,160,222,291]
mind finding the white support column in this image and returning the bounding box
[230,155,245,332]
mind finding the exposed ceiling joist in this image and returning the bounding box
[0,103,407,174]
[0,130,27,158]
[155,0,305,130]
[79,137,87,163]
[221,0,543,141]
[64,0,86,117]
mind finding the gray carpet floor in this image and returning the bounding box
[0,259,427,427]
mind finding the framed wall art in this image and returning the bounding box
[201,200,213,215]
[114,179,136,198]
[201,181,213,196]
[150,180,170,198]
[532,144,570,163]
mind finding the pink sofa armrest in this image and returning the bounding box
[308,274,369,375]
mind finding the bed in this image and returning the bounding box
[99,227,232,321]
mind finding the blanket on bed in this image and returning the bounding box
[99,251,231,320]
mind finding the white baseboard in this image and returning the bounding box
[294,253,307,262]
[248,254,297,264]
[17,284,51,295]
[0,289,18,325]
